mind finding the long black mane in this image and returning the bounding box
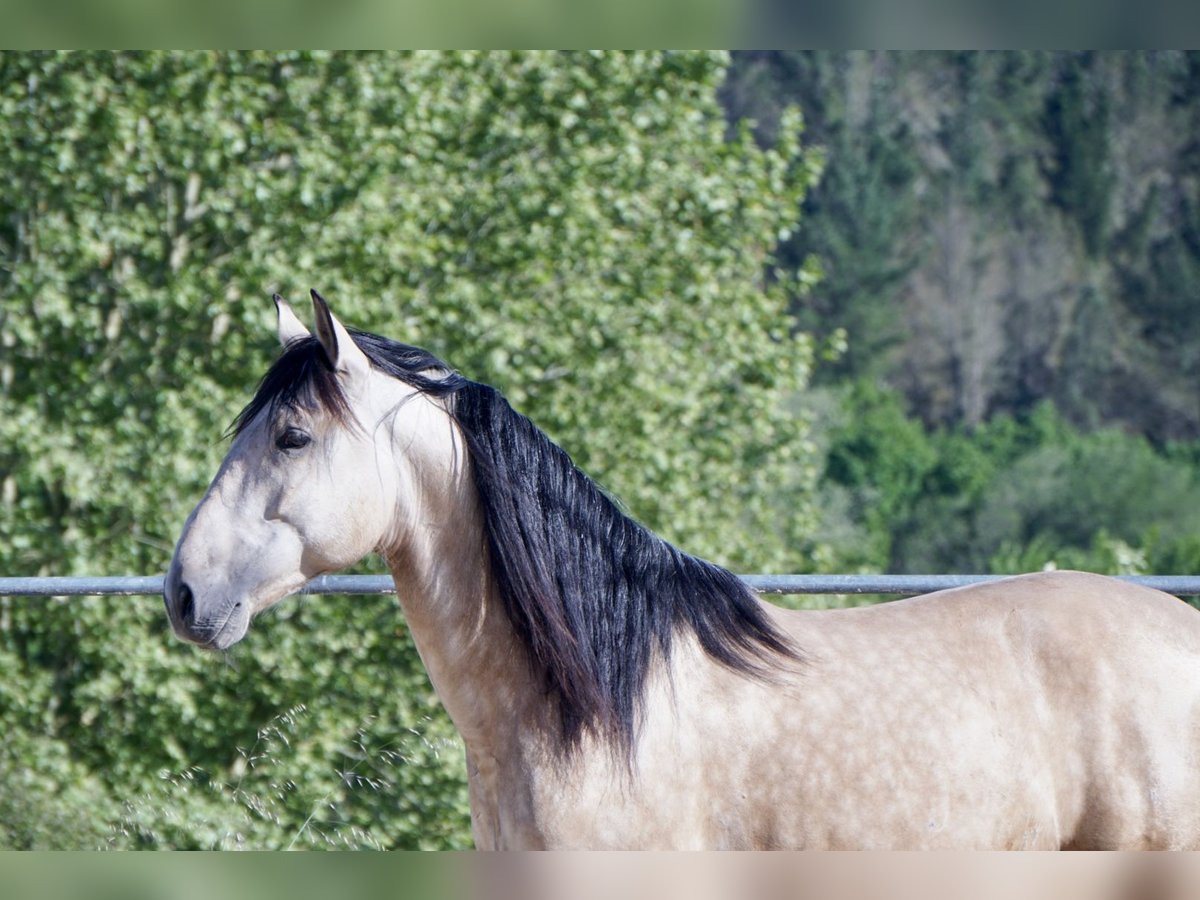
[236,330,799,754]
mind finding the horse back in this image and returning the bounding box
[761,570,1200,849]
[525,571,1200,849]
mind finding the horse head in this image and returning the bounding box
[163,291,451,649]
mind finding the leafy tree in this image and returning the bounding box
[0,51,821,847]
[822,389,1200,581]
[818,380,938,568]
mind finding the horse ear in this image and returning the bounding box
[274,294,310,346]
[310,289,370,381]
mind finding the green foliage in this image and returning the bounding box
[819,387,1200,580]
[971,431,1200,567]
[817,381,937,567]
[0,51,819,847]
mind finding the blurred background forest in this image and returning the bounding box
[2,50,1199,849]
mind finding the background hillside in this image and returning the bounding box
[724,50,1200,577]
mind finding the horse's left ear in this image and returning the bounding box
[310,289,370,382]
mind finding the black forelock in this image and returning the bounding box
[230,330,465,437]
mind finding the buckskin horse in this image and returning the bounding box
[164,291,1200,848]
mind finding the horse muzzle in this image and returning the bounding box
[163,568,251,650]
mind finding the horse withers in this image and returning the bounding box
[164,291,1200,849]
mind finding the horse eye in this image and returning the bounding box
[275,427,312,452]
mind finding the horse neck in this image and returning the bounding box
[379,442,545,757]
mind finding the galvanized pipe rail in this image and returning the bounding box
[2,574,1200,597]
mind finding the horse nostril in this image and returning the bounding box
[178,583,195,625]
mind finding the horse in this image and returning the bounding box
[164,290,1200,849]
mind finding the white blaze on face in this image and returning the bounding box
[163,291,405,649]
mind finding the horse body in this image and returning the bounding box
[465,573,1200,849]
[164,292,1200,849]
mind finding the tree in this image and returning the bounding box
[0,51,821,847]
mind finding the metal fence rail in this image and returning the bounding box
[3,573,1200,597]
